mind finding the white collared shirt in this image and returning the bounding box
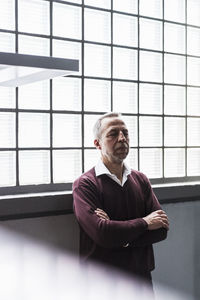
[95,159,131,187]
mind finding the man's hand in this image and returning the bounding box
[95,208,110,221]
[143,210,169,231]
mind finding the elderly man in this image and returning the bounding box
[73,112,169,289]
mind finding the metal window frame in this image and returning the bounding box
[1,0,200,197]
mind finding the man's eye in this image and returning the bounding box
[108,132,117,137]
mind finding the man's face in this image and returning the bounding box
[95,117,130,164]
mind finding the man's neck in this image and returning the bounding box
[102,158,124,183]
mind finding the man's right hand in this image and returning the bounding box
[143,210,169,231]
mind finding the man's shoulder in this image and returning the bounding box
[73,167,97,188]
[129,169,149,183]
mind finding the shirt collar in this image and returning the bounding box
[95,159,131,178]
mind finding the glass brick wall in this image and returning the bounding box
[0,0,200,194]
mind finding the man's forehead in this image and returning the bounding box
[101,117,127,130]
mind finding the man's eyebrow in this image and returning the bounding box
[107,128,118,134]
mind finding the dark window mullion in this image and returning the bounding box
[50,0,53,184]
[137,0,140,171]
[15,0,19,186]
[81,1,85,173]
[162,0,165,179]
[111,0,113,111]
[185,0,188,177]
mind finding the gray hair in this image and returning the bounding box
[93,112,122,139]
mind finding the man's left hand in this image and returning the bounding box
[95,208,110,221]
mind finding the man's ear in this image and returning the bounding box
[94,139,101,150]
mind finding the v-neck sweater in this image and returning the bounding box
[73,167,167,274]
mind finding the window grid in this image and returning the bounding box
[185,0,188,178]
[0,0,200,194]
[162,0,164,180]
[137,0,140,171]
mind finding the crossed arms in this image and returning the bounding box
[73,178,169,249]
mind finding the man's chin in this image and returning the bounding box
[113,153,128,163]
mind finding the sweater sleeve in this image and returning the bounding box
[73,177,148,249]
[131,173,168,247]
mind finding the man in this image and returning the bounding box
[73,112,169,288]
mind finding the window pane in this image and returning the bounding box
[140,148,162,178]
[62,0,82,3]
[53,3,81,39]
[164,23,185,54]
[164,86,186,115]
[62,0,81,3]
[85,44,111,78]
[84,149,100,172]
[113,47,137,80]
[19,113,50,147]
[164,117,185,146]
[18,80,50,110]
[113,14,137,47]
[164,148,185,177]
[140,18,162,51]
[113,81,137,113]
[187,148,200,176]
[164,54,185,84]
[164,0,185,23]
[0,87,15,108]
[123,116,138,147]
[18,0,50,35]
[0,112,15,148]
[85,0,111,9]
[0,32,15,52]
[84,114,99,147]
[187,27,200,56]
[139,117,162,146]
[18,35,50,56]
[0,151,16,187]
[140,51,162,82]
[53,77,81,111]
[125,148,138,171]
[187,0,200,26]
[140,0,162,19]
[187,57,200,86]
[139,83,162,114]
[19,150,50,185]
[187,118,200,146]
[0,0,15,30]
[53,150,81,183]
[85,9,110,43]
[84,79,111,112]
[53,114,81,147]
[53,40,82,75]
[113,0,137,14]
[187,87,200,116]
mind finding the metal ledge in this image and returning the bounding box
[0,183,200,220]
[0,52,79,86]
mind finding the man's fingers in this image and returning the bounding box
[156,210,166,215]
[162,221,169,230]
[95,208,110,220]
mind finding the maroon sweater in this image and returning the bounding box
[73,168,167,274]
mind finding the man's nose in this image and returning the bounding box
[118,131,126,141]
